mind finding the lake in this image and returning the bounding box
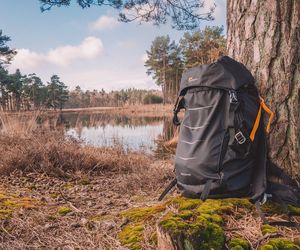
[47,112,176,153]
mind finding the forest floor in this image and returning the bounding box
[0,163,173,249]
[0,116,299,249]
[0,132,174,249]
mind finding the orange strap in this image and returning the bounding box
[250,97,274,141]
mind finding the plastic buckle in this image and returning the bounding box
[229,91,238,104]
[260,193,272,205]
[235,131,246,144]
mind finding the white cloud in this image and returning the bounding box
[10,37,104,70]
[11,49,44,70]
[47,37,103,66]
[89,16,119,31]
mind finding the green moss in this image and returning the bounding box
[63,184,74,189]
[259,245,274,250]
[228,238,250,250]
[0,190,38,221]
[195,198,251,216]
[196,222,225,250]
[50,193,59,199]
[196,199,223,214]
[120,204,166,222]
[58,207,72,216]
[171,196,202,210]
[259,239,300,250]
[231,246,246,250]
[119,196,269,250]
[177,210,194,220]
[118,222,144,249]
[91,214,113,222]
[199,213,223,224]
[261,225,278,235]
[0,209,12,218]
[288,205,300,214]
[46,215,57,221]
[80,178,90,185]
[261,202,285,215]
[184,239,195,250]
[159,211,225,250]
[222,198,253,209]
[159,212,190,233]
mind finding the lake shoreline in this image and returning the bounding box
[0,104,173,117]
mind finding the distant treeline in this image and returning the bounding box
[64,86,163,108]
[0,66,163,111]
[0,69,163,111]
[0,68,68,111]
[145,26,226,103]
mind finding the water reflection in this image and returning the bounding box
[39,112,176,153]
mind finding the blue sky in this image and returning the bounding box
[1,0,226,91]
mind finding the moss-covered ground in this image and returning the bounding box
[118,196,300,250]
[0,188,38,219]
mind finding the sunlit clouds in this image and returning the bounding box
[11,37,104,70]
[89,15,119,31]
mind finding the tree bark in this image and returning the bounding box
[157,225,179,250]
[227,0,300,177]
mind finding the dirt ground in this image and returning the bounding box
[0,161,173,250]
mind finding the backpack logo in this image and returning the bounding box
[180,172,191,176]
[188,77,198,82]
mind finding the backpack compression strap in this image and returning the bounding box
[250,97,274,141]
[158,178,177,201]
[173,95,185,126]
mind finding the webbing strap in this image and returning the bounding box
[200,180,213,201]
[173,96,184,126]
[260,98,274,133]
[158,178,177,201]
[250,97,274,141]
[228,91,239,144]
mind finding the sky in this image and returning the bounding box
[0,0,226,91]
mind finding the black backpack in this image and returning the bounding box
[159,56,300,230]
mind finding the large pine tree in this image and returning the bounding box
[227,0,300,176]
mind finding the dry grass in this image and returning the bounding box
[0,133,148,175]
[0,111,41,135]
[0,111,174,249]
[0,111,171,179]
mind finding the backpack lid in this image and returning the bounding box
[179,56,255,94]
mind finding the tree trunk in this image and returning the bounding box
[227,0,300,177]
[157,224,180,250]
